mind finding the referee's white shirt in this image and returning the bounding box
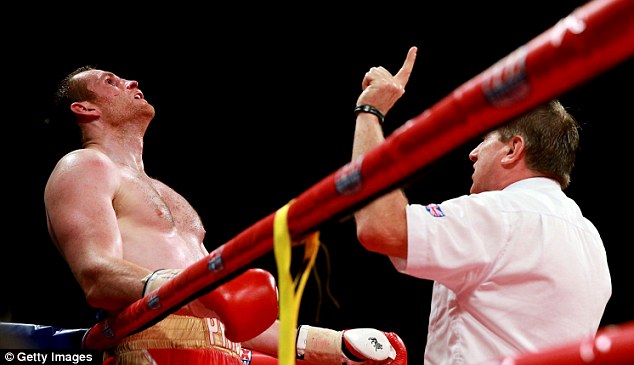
[390,177,612,365]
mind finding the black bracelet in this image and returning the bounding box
[354,104,385,124]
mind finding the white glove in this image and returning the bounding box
[296,325,403,365]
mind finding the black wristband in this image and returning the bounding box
[354,104,385,124]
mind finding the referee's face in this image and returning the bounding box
[468,131,508,194]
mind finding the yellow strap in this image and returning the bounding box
[274,201,320,365]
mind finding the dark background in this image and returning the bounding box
[3,2,633,364]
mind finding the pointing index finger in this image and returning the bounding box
[394,46,418,87]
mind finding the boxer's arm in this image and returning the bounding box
[45,149,150,312]
[241,320,281,357]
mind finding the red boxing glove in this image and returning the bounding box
[199,268,279,343]
[382,332,407,365]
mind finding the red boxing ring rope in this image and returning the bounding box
[476,321,634,365]
[83,0,634,357]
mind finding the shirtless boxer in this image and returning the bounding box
[44,66,407,364]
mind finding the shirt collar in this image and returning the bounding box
[503,177,561,191]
